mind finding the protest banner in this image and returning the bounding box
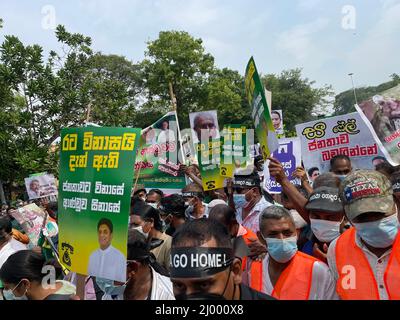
[24,173,58,200]
[356,84,400,165]
[135,111,187,194]
[189,110,225,191]
[58,127,140,282]
[264,138,302,194]
[10,203,58,246]
[220,125,252,178]
[295,112,386,175]
[245,57,279,160]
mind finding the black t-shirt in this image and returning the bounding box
[239,284,276,301]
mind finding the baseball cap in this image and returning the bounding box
[233,173,261,189]
[305,186,343,214]
[339,170,394,221]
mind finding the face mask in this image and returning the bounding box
[133,225,149,239]
[233,194,247,210]
[175,292,227,300]
[96,277,128,297]
[310,218,342,243]
[2,280,28,300]
[337,175,347,182]
[265,236,298,263]
[353,214,399,248]
[147,202,158,209]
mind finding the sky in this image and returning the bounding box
[0,0,399,95]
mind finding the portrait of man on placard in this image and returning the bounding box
[189,111,220,145]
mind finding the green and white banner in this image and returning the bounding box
[135,111,187,194]
[245,57,279,160]
[58,127,140,282]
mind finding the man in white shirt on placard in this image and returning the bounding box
[88,218,126,283]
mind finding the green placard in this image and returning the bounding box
[135,111,186,193]
[220,125,249,178]
[58,127,140,282]
[245,57,279,160]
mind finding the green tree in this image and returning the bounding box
[262,69,334,133]
[141,31,214,128]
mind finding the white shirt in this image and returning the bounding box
[88,245,126,283]
[243,254,338,300]
[0,238,27,269]
[327,234,392,300]
[157,129,176,144]
[103,267,175,300]
[236,197,272,233]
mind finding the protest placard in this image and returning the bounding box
[245,57,279,160]
[271,110,285,137]
[189,110,225,191]
[356,84,400,165]
[135,111,187,194]
[220,125,252,178]
[58,127,140,282]
[296,112,386,175]
[24,173,58,200]
[264,138,302,194]
[10,203,58,246]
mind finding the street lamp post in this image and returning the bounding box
[348,73,359,106]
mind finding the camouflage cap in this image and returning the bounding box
[339,170,394,221]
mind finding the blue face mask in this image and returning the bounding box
[353,214,399,249]
[96,278,128,297]
[264,236,298,263]
[337,175,347,182]
[233,194,247,210]
[2,280,28,300]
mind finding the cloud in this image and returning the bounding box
[276,18,330,62]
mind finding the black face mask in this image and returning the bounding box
[175,292,227,300]
[175,269,237,301]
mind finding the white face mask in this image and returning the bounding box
[146,202,158,209]
[133,225,149,239]
[2,280,28,300]
[310,218,343,243]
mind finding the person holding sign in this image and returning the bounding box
[170,219,274,300]
[88,218,126,283]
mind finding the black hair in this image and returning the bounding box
[160,195,186,218]
[172,219,232,248]
[127,229,169,277]
[97,218,113,233]
[130,196,146,216]
[330,155,351,168]
[148,189,164,199]
[271,111,281,120]
[0,250,49,285]
[308,167,320,177]
[208,204,236,227]
[133,189,146,196]
[391,171,400,184]
[0,216,12,243]
[140,205,163,232]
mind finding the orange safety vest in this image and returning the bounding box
[241,227,263,292]
[271,252,317,300]
[335,227,400,300]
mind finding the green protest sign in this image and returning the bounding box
[58,127,140,282]
[135,111,187,194]
[220,125,250,178]
[189,110,225,191]
[245,57,279,160]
